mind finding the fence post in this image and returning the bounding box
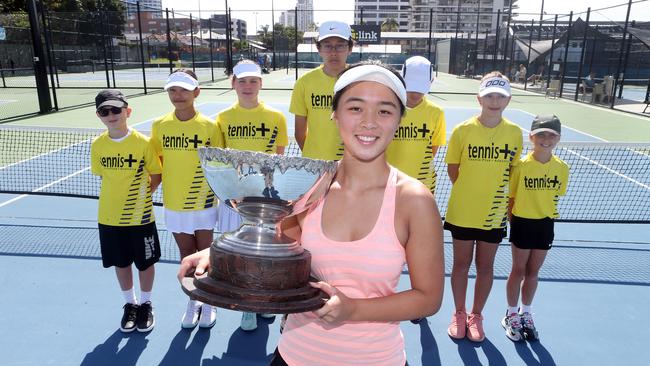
[575,8,591,101]
[165,8,173,74]
[559,11,573,98]
[136,2,148,94]
[208,18,214,81]
[27,0,52,114]
[611,0,633,108]
[545,14,558,89]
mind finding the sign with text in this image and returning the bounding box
[351,25,381,44]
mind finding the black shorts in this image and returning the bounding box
[509,215,554,250]
[443,221,506,244]
[98,222,161,271]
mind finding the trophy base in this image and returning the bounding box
[181,275,327,313]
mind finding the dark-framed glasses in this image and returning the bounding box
[97,106,124,117]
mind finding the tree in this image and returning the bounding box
[381,17,399,32]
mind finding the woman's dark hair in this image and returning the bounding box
[332,61,406,116]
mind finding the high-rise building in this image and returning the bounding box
[354,0,517,33]
[354,0,411,32]
[280,0,314,32]
[122,0,163,16]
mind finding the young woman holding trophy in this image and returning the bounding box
[178,62,445,365]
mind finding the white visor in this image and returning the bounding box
[478,76,511,97]
[233,62,262,79]
[164,72,199,91]
[334,65,407,107]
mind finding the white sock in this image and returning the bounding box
[140,291,152,304]
[122,288,137,305]
[520,304,533,314]
[191,299,203,309]
[507,306,519,316]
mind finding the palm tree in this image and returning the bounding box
[381,18,399,32]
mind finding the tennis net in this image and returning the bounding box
[1,125,649,223]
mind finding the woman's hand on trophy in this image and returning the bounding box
[177,248,211,282]
[310,281,356,324]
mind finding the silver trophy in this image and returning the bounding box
[181,148,338,313]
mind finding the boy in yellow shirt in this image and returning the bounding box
[387,56,446,195]
[90,89,162,333]
[502,115,569,342]
[150,69,224,329]
[215,60,288,331]
[290,21,352,160]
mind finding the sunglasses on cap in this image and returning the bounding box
[97,106,124,117]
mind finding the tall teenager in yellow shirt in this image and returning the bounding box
[444,72,523,342]
[290,21,352,160]
[502,115,569,342]
[150,69,224,329]
[215,60,288,331]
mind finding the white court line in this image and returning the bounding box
[564,148,650,191]
[0,102,217,207]
[0,166,91,208]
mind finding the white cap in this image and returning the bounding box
[478,76,511,97]
[164,72,199,91]
[233,62,262,78]
[401,56,433,94]
[334,64,407,107]
[318,21,352,42]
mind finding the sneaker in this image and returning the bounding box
[466,313,485,342]
[120,303,139,333]
[501,312,523,341]
[260,313,276,319]
[136,301,155,333]
[520,312,539,341]
[181,300,201,329]
[447,310,467,339]
[240,312,258,331]
[198,304,217,328]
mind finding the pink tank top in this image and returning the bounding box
[278,167,407,366]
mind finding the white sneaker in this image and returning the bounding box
[181,300,201,329]
[198,304,217,328]
[260,313,276,319]
[240,312,257,331]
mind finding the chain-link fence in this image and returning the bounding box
[2,1,649,121]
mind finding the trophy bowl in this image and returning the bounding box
[181,147,338,313]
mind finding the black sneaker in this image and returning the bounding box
[120,303,139,333]
[136,301,155,332]
[410,318,423,324]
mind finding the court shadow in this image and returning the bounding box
[416,320,442,366]
[80,329,149,366]
[202,317,274,365]
[158,327,211,365]
[454,337,507,366]
[513,340,556,365]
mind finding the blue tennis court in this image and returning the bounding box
[1,84,649,364]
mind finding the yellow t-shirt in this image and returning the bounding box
[510,152,569,219]
[216,102,288,153]
[150,111,224,211]
[445,117,523,229]
[91,129,162,226]
[386,98,446,193]
[289,65,343,160]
